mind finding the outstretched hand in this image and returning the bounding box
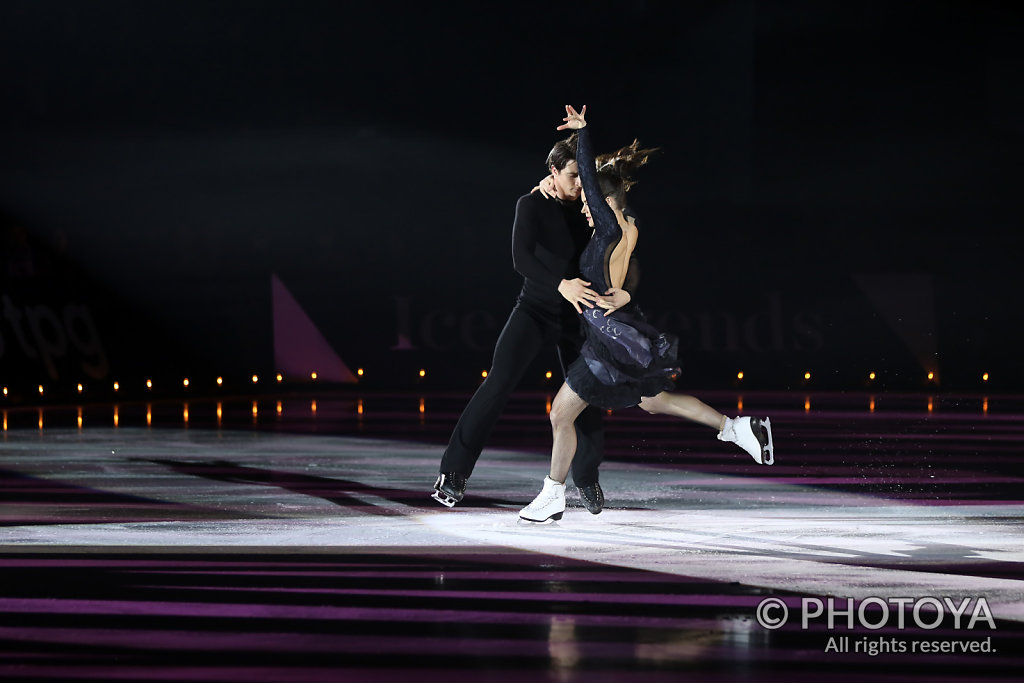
[556,104,587,131]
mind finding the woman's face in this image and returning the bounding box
[580,190,594,227]
[580,190,615,227]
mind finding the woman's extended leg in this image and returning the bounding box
[638,391,774,465]
[637,392,725,430]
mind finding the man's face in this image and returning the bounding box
[551,160,581,200]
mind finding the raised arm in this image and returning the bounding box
[557,105,618,239]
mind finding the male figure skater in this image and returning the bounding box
[432,133,634,513]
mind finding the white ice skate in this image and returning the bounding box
[519,476,566,523]
[719,416,775,465]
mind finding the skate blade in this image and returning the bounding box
[740,417,765,465]
[431,491,457,508]
[761,417,775,465]
[518,511,563,525]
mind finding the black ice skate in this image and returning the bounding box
[431,472,468,508]
[578,481,604,514]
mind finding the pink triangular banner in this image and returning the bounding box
[272,273,357,383]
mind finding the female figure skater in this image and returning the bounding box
[520,105,775,524]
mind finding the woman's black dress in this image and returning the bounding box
[564,124,680,410]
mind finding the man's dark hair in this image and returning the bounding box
[545,132,579,171]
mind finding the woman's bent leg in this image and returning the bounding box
[549,382,591,483]
[520,382,590,524]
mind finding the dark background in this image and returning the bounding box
[0,0,1021,397]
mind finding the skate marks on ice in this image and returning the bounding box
[418,494,1024,624]
[3,428,1024,623]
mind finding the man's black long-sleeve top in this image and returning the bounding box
[511,192,592,311]
[511,192,639,314]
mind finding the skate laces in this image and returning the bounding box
[717,417,737,442]
[526,481,564,510]
[528,489,559,509]
[439,472,466,492]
